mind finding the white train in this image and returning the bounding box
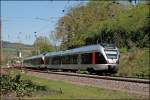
[23,43,120,74]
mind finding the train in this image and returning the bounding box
[23,43,120,74]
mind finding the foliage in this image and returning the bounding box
[117,48,149,79]
[0,74,47,97]
[33,36,54,55]
[119,48,128,53]
[55,1,149,49]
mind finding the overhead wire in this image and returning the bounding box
[62,0,70,13]
[1,16,61,23]
[2,1,84,45]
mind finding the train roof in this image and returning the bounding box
[45,44,100,57]
[23,44,118,60]
[45,44,117,57]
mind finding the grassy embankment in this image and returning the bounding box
[117,48,149,79]
[7,69,137,99]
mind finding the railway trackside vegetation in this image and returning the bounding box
[0,74,48,98]
[19,71,137,99]
[0,69,140,99]
[0,70,64,99]
[118,48,149,79]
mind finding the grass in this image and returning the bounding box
[22,75,135,99]
[7,70,136,99]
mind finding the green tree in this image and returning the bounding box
[55,1,149,49]
[33,36,54,55]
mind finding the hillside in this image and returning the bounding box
[2,41,33,49]
[1,41,33,65]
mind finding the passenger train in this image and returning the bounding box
[23,43,120,74]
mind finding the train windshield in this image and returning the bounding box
[101,43,116,49]
[106,54,117,59]
[105,50,117,59]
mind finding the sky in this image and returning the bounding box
[1,1,87,45]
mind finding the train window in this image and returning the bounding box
[29,59,32,65]
[96,52,107,64]
[33,59,36,65]
[81,53,92,64]
[62,55,70,64]
[106,54,117,59]
[46,57,51,64]
[105,50,117,59]
[52,56,61,65]
[34,59,38,65]
[33,59,35,65]
[70,55,78,64]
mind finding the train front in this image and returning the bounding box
[102,43,120,73]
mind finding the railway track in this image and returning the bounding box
[2,67,149,84]
[23,68,149,96]
[21,68,150,84]
[48,72,150,84]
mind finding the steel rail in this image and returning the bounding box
[2,67,149,84]
[48,71,150,84]
[21,68,150,84]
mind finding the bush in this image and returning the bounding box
[0,74,47,97]
[117,48,149,79]
[0,74,14,94]
[119,48,128,53]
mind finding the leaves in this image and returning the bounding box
[33,36,54,55]
[0,74,47,97]
[55,1,149,49]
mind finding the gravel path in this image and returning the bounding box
[25,70,150,97]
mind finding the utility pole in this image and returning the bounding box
[17,32,22,58]
[0,16,2,67]
[51,31,57,51]
[17,32,22,68]
[34,32,39,55]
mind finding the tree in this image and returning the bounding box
[55,1,127,48]
[55,1,149,49]
[33,36,54,55]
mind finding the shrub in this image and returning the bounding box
[0,74,47,97]
[117,48,149,79]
